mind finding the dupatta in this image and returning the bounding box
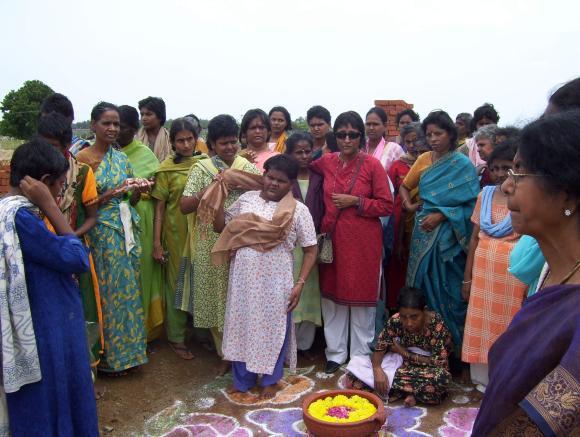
[211,191,297,265]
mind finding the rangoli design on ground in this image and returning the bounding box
[246,407,306,436]
[221,374,315,406]
[438,407,479,436]
[163,413,253,437]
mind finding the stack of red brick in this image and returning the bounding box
[374,99,414,142]
[0,162,10,195]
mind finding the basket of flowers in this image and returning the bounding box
[302,389,387,436]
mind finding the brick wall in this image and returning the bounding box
[0,162,10,195]
[374,99,414,142]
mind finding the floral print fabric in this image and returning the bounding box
[221,191,317,374]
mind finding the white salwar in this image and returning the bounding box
[321,298,376,364]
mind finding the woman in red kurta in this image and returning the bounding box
[386,122,429,308]
[310,111,393,374]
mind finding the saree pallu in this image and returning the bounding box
[82,147,148,372]
[122,139,164,341]
[473,284,579,436]
[406,152,479,352]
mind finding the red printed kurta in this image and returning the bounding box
[310,152,393,306]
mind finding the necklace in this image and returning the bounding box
[540,259,580,289]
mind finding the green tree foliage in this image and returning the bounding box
[292,116,308,132]
[0,80,54,139]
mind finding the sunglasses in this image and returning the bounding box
[335,131,361,140]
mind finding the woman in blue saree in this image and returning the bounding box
[399,110,479,356]
[77,102,148,375]
[473,110,580,436]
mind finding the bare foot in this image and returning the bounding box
[259,384,279,399]
[388,394,402,403]
[169,342,195,360]
[226,384,244,395]
[216,360,231,376]
[404,394,416,407]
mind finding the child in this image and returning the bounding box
[0,139,99,436]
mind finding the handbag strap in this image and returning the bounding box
[329,154,364,234]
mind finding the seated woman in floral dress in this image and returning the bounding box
[346,286,453,407]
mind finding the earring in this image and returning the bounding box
[565,209,572,217]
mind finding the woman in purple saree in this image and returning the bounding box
[472,111,580,436]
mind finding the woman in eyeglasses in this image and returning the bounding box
[399,110,479,379]
[472,110,580,436]
[310,111,393,374]
[461,140,527,394]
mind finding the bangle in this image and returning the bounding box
[462,280,472,284]
[296,278,306,285]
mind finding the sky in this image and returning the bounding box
[1,0,579,126]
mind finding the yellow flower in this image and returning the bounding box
[307,394,377,423]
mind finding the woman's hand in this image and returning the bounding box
[99,188,123,205]
[331,193,359,209]
[19,176,57,210]
[403,201,421,213]
[372,367,390,395]
[419,212,445,232]
[287,283,303,312]
[239,149,257,164]
[153,245,166,264]
[391,340,408,358]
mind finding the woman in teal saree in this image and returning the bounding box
[400,111,479,354]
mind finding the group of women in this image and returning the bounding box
[0,77,578,434]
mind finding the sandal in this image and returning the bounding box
[169,342,195,360]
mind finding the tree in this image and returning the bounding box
[292,116,308,132]
[0,80,54,139]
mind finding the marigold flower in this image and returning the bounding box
[307,394,377,423]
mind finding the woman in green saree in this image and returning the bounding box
[118,105,164,342]
[179,114,260,373]
[399,111,479,367]
[151,118,208,359]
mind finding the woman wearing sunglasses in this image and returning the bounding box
[310,111,393,374]
[399,110,479,379]
[473,110,580,436]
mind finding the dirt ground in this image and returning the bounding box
[97,330,481,436]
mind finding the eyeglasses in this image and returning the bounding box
[506,169,540,186]
[335,131,361,140]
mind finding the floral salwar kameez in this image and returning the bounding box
[222,191,317,375]
[346,312,453,404]
[181,156,260,351]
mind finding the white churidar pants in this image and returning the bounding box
[321,298,376,364]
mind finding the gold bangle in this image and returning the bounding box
[296,278,306,285]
